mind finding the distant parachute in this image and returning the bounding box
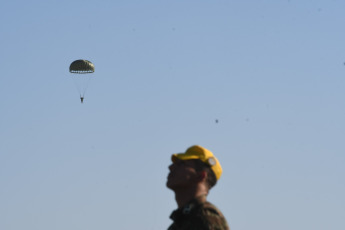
[69,60,95,103]
[70,59,95,73]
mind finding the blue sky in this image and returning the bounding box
[1,1,345,229]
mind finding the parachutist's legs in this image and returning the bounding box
[80,97,84,103]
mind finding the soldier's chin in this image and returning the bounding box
[166,181,176,190]
[166,181,172,188]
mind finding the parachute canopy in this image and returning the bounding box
[69,59,95,73]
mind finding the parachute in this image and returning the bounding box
[69,60,95,103]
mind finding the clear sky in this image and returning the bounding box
[1,1,345,229]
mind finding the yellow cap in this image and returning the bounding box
[171,145,223,180]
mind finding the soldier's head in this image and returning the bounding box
[167,145,222,191]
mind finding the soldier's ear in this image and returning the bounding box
[197,171,207,181]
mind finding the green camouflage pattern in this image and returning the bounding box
[168,198,230,230]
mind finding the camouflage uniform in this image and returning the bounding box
[168,197,230,230]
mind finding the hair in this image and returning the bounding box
[192,159,217,190]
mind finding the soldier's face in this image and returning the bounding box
[166,159,199,190]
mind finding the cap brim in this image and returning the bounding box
[171,153,200,163]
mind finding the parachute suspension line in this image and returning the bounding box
[81,74,93,98]
[71,73,93,102]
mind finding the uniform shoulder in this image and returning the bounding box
[201,201,223,216]
[197,201,230,230]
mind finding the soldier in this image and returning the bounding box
[167,145,230,230]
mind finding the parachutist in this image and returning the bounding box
[80,97,84,103]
